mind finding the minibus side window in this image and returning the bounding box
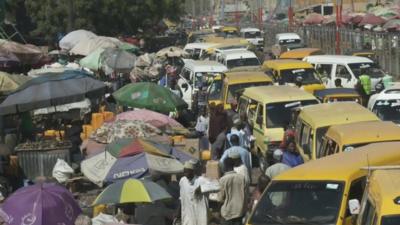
[360,199,377,225]
[238,97,249,115]
[315,64,332,79]
[300,124,312,157]
[336,65,352,80]
[256,104,264,128]
[318,138,337,158]
[346,177,367,217]
[318,137,328,158]
[295,119,303,143]
[248,103,257,124]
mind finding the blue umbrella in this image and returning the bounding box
[105,152,183,183]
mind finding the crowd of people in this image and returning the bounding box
[172,95,307,225]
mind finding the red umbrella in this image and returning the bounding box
[359,13,386,26]
[303,13,324,25]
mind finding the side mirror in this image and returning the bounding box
[348,199,360,215]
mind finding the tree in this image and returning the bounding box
[6,0,185,43]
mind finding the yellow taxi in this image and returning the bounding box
[247,142,400,225]
[207,70,272,110]
[263,59,325,93]
[319,121,400,158]
[238,86,318,170]
[355,169,400,225]
[295,102,379,161]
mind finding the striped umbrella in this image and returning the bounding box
[92,178,171,205]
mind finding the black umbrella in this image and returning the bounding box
[0,69,106,115]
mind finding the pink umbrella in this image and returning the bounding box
[116,109,185,130]
[81,139,106,158]
[303,13,324,25]
[359,13,386,26]
[351,15,364,24]
[342,14,353,24]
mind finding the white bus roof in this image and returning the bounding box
[183,60,228,73]
[276,33,301,40]
[304,55,373,64]
[240,28,261,33]
[183,42,218,51]
[221,49,258,60]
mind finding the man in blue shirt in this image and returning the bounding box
[282,140,304,167]
[226,117,244,148]
[220,134,251,172]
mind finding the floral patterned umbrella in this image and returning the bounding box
[90,120,161,144]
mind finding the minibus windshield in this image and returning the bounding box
[250,181,343,225]
[382,216,400,225]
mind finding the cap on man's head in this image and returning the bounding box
[232,114,242,126]
[228,151,241,159]
[273,149,284,161]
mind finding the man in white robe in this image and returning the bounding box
[179,161,208,225]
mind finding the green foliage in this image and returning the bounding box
[6,0,185,42]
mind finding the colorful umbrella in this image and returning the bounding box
[0,69,106,115]
[116,109,187,134]
[106,137,194,163]
[92,178,171,205]
[0,72,31,94]
[106,138,170,158]
[90,120,162,144]
[113,82,188,113]
[81,139,107,158]
[81,151,183,185]
[104,152,183,183]
[359,13,386,26]
[0,183,82,225]
[81,151,117,187]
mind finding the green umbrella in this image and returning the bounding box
[119,42,139,54]
[79,48,105,71]
[113,82,187,113]
[92,178,171,205]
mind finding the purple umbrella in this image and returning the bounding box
[0,183,82,225]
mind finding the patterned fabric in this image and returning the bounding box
[90,120,161,144]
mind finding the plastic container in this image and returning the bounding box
[91,113,104,130]
[102,111,114,122]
